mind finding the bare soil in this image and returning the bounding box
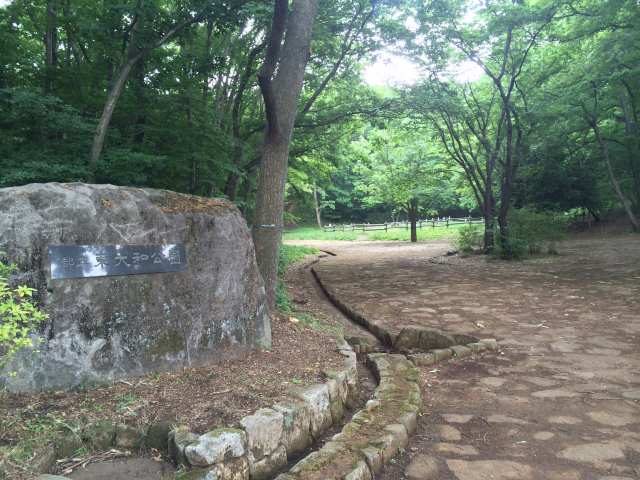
[294,234,640,480]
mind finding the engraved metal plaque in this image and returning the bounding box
[49,244,187,279]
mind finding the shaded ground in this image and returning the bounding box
[0,309,344,478]
[68,457,174,480]
[292,235,640,479]
[284,253,381,349]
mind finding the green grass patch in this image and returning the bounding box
[284,224,466,242]
[294,313,343,336]
[277,244,319,276]
[0,411,79,473]
[276,244,319,314]
[275,246,339,336]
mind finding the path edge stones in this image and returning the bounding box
[34,336,358,480]
[164,335,358,480]
[311,265,499,357]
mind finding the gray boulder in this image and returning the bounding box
[0,183,270,391]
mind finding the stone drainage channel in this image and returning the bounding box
[43,252,498,480]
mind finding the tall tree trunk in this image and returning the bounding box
[89,55,140,179]
[313,180,323,229]
[133,58,146,145]
[408,198,418,243]
[44,0,57,93]
[253,0,318,310]
[591,120,640,231]
[483,154,496,253]
[498,108,514,255]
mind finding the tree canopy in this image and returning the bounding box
[1,0,638,265]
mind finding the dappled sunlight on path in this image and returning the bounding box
[301,236,640,480]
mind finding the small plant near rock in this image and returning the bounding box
[455,224,484,254]
[0,256,48,373]
[115,393,140,414]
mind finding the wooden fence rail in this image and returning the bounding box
[322,217,484,232]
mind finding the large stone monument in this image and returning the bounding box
[0,183,270,391]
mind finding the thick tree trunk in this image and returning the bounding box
[253,0,318,309]
[253,139,290,309]
[498,161,514,255]
[313,180,323,229]
[408,198,418,243]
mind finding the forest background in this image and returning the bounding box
[1,0,638,265]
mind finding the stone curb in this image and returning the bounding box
[32,337,357,480]
[273,353,422,480]
[312,265,501,360]
[408,339,499,366]
[166,336,359,480]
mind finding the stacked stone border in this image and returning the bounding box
[167,336,359,480]
[274,353,421,480]
[33,336,358,480]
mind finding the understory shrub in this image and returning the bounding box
[455,224,484,253]
[0,257,48,371]
[497,209,567,259]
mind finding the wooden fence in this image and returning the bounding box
[322,217,484,232]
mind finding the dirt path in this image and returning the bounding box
[288,236,640,480]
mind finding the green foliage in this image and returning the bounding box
[455,224,484,253]
[351,122,459,217]
[0,257,48,371]
[0,88,93,186]
[496,209,567,259]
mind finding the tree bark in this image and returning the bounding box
[89,55,140,179]
[253,0,318,310]
[133,58,146,145]
[591,120,640,231]
[44,0,57,93]
[483,193,495,253]
[313,180,323,229]
[408,198,418,243]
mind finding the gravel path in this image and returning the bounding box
[288,235,640,480]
